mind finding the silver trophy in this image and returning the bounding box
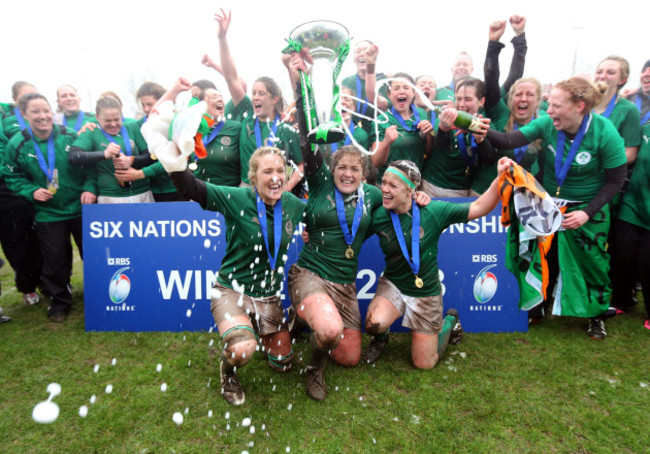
[288,21,349,144]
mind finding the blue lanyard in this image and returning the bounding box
[512,123,528,163]
[334,187,364,248]
[255,189,283,271]
[30,130,56,182]
[430,110,437,125]
[390,105,421,132]
[555,115,590,193]
[63,111,84,132]
[100,126,132,156]
[331,121,354,153]
[202,121,225,147]
[356,75,369,115]
[600,94,617,119]
[14,107,28,131]
[390,203,420,277]
[457,132,478,167]
[635,94,650,125]
[254,115,281,148]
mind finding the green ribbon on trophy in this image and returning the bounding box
[283,22,350,144]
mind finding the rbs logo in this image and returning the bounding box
[472,254,497,263]
[107,257,130,266]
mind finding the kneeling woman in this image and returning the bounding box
[164,145,305,406]
[364,157,513,369]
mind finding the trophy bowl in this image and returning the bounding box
[289,21,349,144]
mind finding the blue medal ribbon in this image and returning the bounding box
[30,130,56,183]
[63,111,85,132]
[202,121,225,147]
[457,132,478,168]
[334,187,364,250]
[635,94,650,125]
[14,107,28,131]
[390,105,421,132]
[100,125,132,156]
[600,94,617,119]
[356,75,369,115]
[555,115,590,194]
[430,110,437,125]
[512,123,528,163]
[331,121,354,153]
[255,189,283,271]
[390,203,420,278]
[254,115,281,149]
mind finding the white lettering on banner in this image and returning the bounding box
[472,255,498,263]
[157,270,220,300]
[469,305,504,312]
[129,219,221,238]
[105,304,136,312]
[90,221,124,238]
[357,269,377,299]
[447,216,506,234]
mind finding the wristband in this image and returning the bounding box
[366,63,376,74]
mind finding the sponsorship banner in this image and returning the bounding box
[83,200,527,333]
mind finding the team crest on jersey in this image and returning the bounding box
[575,151,592,165]
[419,226,425,239]
[220,136,232,146]
[285,219,294,236]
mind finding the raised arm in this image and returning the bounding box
[484,20,506,110]
[468,157,515,220]
[213,9,246,107]
[503,15,528,96]
[365,44,388,112]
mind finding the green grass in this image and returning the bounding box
[1,249,649,454]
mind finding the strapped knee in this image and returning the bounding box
[221,325,258,366]
[267,349,294,372]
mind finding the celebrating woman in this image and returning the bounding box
[69,96,155,203]
[2,93,96,322]
[363,156,513,369]
[486,77,627,339]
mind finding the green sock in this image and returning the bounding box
[437,315,456,357]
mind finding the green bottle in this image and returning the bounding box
[432,106,484,133]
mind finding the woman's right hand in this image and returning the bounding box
[214,9,231,38]
[489,20,506,41]
[366,44,378,65]
[33,188,53,202]
[77,122,97,135]
[439,107,458,132]
[104,143,121,159]
[384,125,399,145]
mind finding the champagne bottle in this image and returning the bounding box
[432,106,484,133]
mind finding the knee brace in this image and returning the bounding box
[221,325,257,366]
[267,349,294,372]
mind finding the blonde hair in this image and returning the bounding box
[597,55,630,90]
[505,77,542,133]
[554,77,608,113]
[248,146,286,185]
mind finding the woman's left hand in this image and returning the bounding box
[496,157,515,175]
[417,120,433,135]
[471,115,489,143]
[113,153,132,170]
[561,210,589,230]
[80,191,97,204]
[414,191,431,206]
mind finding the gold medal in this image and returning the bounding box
[465,166,470,177]
[556,186,561,197]
[345,246,354,259]
[47,186,57,195]
[415,276,424,288]
[188,162,198,171]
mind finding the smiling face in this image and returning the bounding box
[455,85,484,115]
[381,170,413,214]
[56,86,81,116]
[547,88,585,133]
[353,41,371,74]
[97,107,123,135]
[252,152,286,204]
[252,81,278,121]
[332,153,363,194]
[389,78,415,115]
[138,95,158,116]
[415,76,436,108]
[642,66,650,96]
[24,98,53,138]
[452,54,473,81]
[203,89,224,118]
[509,81,540,124]
[594,59,626,92]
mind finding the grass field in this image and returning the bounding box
[1,249,649,454]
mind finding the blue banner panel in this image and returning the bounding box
[83,200,527,333]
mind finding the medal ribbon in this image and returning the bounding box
[255,189,283,271]
[254,115,281,149]
[555,115,590,190]
[30,130,56,182]
[390,203,420,278]
[430,110,437,125]
[356,75,369,115]
[390,105,421,132]
[334,187,364,248]
[331,121,354,153]
[457,132,478,167]
[63,111,85,132]
[512,123,528,163]
[202,121,225,146]
[601,94,617,119]
[100,126,132,156]
[635,94,650,125]
[14,107,28,131]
